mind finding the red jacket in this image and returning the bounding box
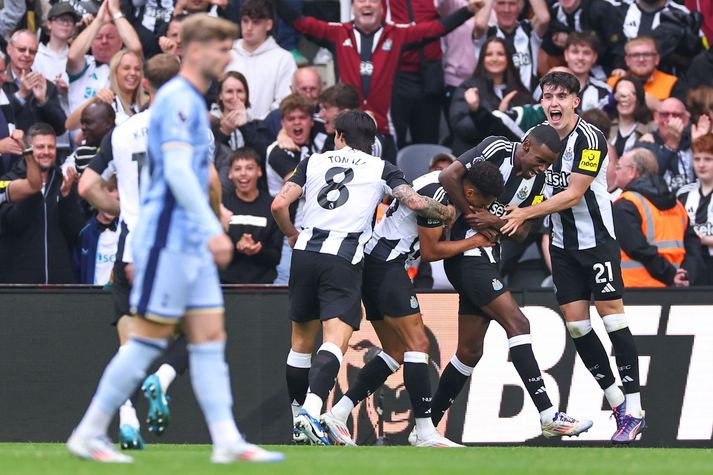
[385,0,442,72]
[291,12,469,135]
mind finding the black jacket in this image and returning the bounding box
[0,164,86,283]
[613,174,703,286]
[1,74,67,136]
[449,77,529,156]
[686,48,713,89]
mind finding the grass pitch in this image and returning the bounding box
[1,443,709,475]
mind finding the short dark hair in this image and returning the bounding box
[27,122,56,142]
[145,53,180,90]
[229,147,261,167]
[527,124,562,154]
[319,83,360,111]
[539,71,581,95]
[240,0,274,22]
[565,30,599,52]
[84,100,116,124]
[334,110,376,154]
[463,160,504,199]
[280,93,313,117]
[580,108,612,139]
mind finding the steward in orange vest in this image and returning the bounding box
[613,175,696,287]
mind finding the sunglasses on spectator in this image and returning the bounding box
[626,52,657,60]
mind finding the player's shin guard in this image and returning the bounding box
[344,351,399,406]
[303,343,342,417]
[602,314,640,394]
[567,320,623,406]
[75,337,166,438]
[188,341,243,449]
[603,313,642,416]
[286,350,311,419]
[508,336,553,413]
[403,352,433,419]
[431,355,473,426]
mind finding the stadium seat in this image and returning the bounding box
[396,144,452,182]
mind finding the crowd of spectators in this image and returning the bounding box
[0,0,710,289]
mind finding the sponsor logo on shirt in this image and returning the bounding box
[531,194,544,205]
[578,149,601,172]
[545,170,570,188]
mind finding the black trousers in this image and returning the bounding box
[390,71,443,147]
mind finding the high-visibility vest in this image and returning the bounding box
[617,191,688,287]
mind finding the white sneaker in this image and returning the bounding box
[67,432,133,463]
[321,412,357,446]
[412,433,464,447]
[541,411,593,438]
[211,443,285,464]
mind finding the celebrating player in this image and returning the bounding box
[322,159,503,447]
[272,110,455,446]
[428,126,593,440]
[67,15,284,463]
[502,72,646,444]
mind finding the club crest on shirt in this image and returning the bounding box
[563,147,574,162]
[517,186,529,200]
[410,295,419,309]
[382,39,393,51]
[492,279,503,291]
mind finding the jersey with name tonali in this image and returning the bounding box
[132,77,213,255]
[451,136,546,258]
[545,117,614,250]
[364,171,448,263]
[289,147,408,265]
[678,181,713,256]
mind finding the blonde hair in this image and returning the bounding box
[180,13,240,47]
[624,36,658,54]
[109,50,147,117]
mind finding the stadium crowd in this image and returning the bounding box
[0,0,711,288]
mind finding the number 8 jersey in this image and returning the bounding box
[289,147,408,265]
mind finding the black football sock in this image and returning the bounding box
[403,352,433,419]
[344,351,399,405]
[286,350,311,413]
[508,336,553,413]
[431,356,473,426]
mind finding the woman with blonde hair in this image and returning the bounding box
[65,49,147,134]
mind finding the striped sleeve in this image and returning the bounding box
[571,122,608,177]
[457,136,512,170]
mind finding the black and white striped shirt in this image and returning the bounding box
[289,147,408,264]
[364,171,448,263]
[481,21,541,92]
[450,137,547,260]
[580,77,612,112]
[545,117,615,250]
[677,181,713,256]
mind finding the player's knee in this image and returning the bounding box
[456,346,483,368]
[503,311,530,337]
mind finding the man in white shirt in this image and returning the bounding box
[226,0,296,120]
[66,0,143,115]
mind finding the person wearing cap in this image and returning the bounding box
[34,3,81,159]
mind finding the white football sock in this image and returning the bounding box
[604,383,626,408]
[625,392,643,418]
[155,364,177,394]
[330,396,355,423]
[539,407,558,425]
[119,399,140,429]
